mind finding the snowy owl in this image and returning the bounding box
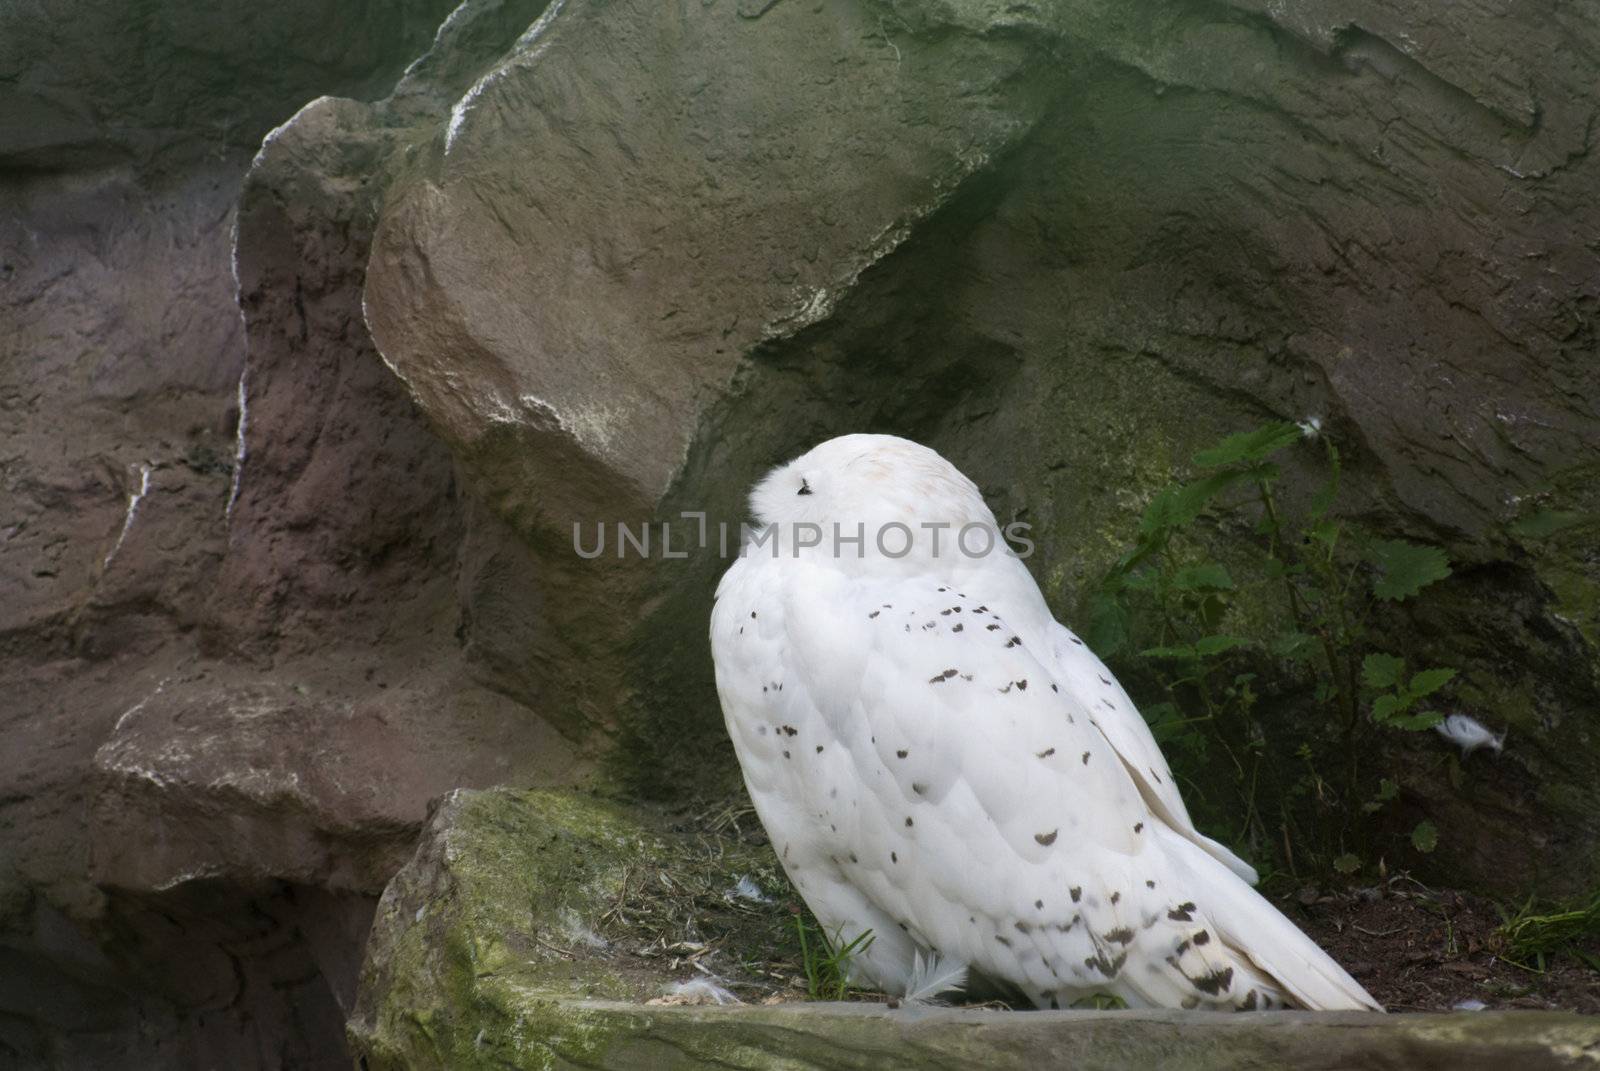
[710,434,1380,1011]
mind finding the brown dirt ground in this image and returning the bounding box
[1277,876,1600,1014]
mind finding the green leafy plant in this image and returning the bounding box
[794,915,874,1000]
[1089,419,1457,876]
[1496,892,1600,972]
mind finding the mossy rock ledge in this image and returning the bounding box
[348,788,1600,1071]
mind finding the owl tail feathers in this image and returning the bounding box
[1164,828,1383,1012]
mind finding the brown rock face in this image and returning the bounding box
[3,0,1598,1065]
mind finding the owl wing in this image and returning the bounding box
[1046,622,1259,884]
[715,556,1375,1010]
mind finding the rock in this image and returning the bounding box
[349,786,1599,1070]
[363,0,1049,529]
[0,0,584,1066]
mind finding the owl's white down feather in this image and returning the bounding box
[711,434,1380,1012]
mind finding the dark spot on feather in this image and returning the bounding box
[815,745,824,753]
[1037,747,1055,758]
[782,751,790,759]
[1242,990,1259,1010]
[940,608,952,616]
[1082,751,1091,764]
[1168,902,1196,922]
[1175,940,1190,955]
[1193,929,1211,946]
[1050,683,1058,692]
[1070,636,1084,645]
[896,749,908,759]
[1017,679,1028,690]
[868,610,880,619]
[1151,768,1162,784]
[1070,887,1082,902]
[781,725,797,736]
[750,611,757,619]
[986,623,1001,631]
[1014,920,1033,935]
[961,673,974,681]
[1110,891,1121,905]
[1084,951,1126,977]
[995,934,1012,947]
[1034,829,1058,846]
[891,851,897,863]
[912,782,927,795]
[1193,967,1233,995]
[1006,636,1022,648]
[905,817,913,827]
[1098,674,1112,686]
[952,623,964,632]
[998,683,1013,694]
[849,853,858,863]
[1035,899,1044,910]
[1105,927,1135,945]
[1134,822,1143,833]
[1146,880,1156,889]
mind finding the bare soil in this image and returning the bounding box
[1282,877,1600,1015]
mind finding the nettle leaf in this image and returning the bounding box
[1085,592,1131,657]
[1362,653,1406,690]
[1140,644,1199,661]
[1140,471,1248,535]
[1369,540,1452,601]
[1509,509,1586,540]
[1390,710,1445,731]
[1411,820,1439,854]
[1195,634,1250,657]
[1192,422,1303,468]
[1306,518,1341,547]
[1371,694,1404,722]
[1120,570,1160,593]
[1332,853,1363,875]
[1170,563,1235,592]
[1377,777,1399,802]
[1408,667,1457,699]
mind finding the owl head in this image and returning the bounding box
[747,434,1001,563]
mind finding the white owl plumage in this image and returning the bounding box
[710,434,1379,1012]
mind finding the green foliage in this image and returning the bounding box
[1365,655,1455,730]
[1496,892,1600,972]
[794,916,874,1001]
[1091,419,1459,878]
[1369,540,1453,601]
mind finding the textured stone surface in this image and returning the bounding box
[349,786,1600,1071]
[0,1,583,1067]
